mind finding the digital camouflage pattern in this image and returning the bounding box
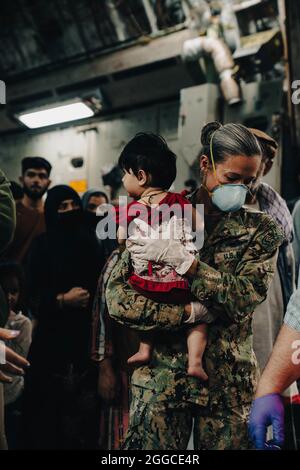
[124,384,252,450]
[106,207,284,449]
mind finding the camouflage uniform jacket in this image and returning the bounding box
[106,206,284,410]
[0,170,16,327]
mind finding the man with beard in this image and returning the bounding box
[2,157,51,264]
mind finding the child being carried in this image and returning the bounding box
[114,133,211,380]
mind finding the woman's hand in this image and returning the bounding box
[0,361,24,377]
[127,218,196,275]
[0,370,12,383]
[98,358,119,403]
[62,287,90,309]
[5,345,29,368]
[184,302,212,324]
[184,304,192,320]
[185,259,199,278]
[0,337,30,383]
[0,328,20,341]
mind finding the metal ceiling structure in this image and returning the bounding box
[0,0,286,136]
[0,0,186,83]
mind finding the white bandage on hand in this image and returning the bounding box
[184,301,215,324]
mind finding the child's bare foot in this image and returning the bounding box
[127,351,151,366]
[187,365,208,381]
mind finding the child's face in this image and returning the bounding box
[2,276,20,311]
[122,169,145,198]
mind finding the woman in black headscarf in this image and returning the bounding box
[22,185,105,449]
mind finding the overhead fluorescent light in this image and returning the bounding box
[17,99,94,129]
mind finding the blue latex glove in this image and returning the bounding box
[248,393,285,449]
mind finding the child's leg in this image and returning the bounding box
[127,339,153,366]
[187,324,208,381]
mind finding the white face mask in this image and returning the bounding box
[206,132,250,212]
[211,183,249,212]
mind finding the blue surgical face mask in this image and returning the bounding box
[211,183,248,212]
[206,131,250,212]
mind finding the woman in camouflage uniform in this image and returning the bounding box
[106,122,284,450]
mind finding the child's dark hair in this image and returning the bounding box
[118,133,177,189]
[0,261,26,311]
[201,121,262,165]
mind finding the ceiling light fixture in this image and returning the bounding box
[17,99,94,129]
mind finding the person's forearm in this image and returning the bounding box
[106,250,185,331]
[107,276,185,331]
[189,247,279,324]
[256,324,300,398]
[185,259,199,278]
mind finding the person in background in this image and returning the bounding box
[245,128,298,448]
[91,248,140,449]
[0,329,30,450]
[1,157,51,265]
[292,201,300,284]
[9,182,23,203]
[82,188,117,261]
[82,188,109,231]
[249,285,300,449]
[22,185,105,449]
[0,262,32,449]
[82,189,108,213]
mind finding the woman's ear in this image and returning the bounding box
[137,169,148,186]
[200,154,210,172]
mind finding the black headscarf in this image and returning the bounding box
[42,185,104,295]
[44,185,82,230]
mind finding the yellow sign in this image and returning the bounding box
[69,179,87,194]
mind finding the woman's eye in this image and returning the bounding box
[226,176,237,182]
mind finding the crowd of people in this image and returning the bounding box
[0,121,300,450]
